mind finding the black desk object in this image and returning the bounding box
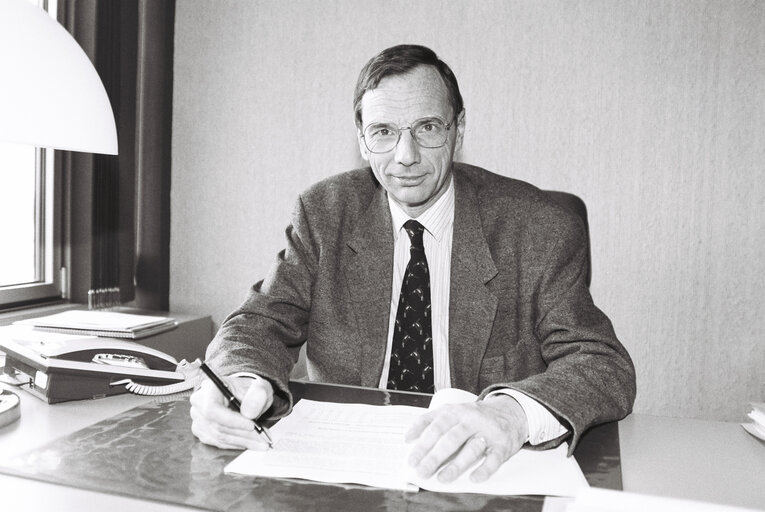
[0,381,622,511]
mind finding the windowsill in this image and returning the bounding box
[0,301,78,327]
[0,304,214,369]
[0,302,193,327]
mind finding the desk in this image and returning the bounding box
[0,382,763,511]
[620,414,765,509]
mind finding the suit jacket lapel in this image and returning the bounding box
[449,170,499,392]
[345,185,394,387]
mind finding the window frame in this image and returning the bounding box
[0,147,63,309]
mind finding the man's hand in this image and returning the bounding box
[405,394,529,483]
[190,374,274,450]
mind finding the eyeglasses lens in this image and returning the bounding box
[364,118,449,153]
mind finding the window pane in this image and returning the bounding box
[0,142,37,287]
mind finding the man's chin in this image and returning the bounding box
[390,190,432,210]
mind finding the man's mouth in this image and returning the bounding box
[392,175,425,184]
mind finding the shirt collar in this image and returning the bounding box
[388,175,455,242]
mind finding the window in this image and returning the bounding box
[0,143,61,309]
[2,0,174,311]
[0,143,37,286]
[0,0,62,310]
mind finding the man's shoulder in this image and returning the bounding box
[294,168,382,232]
[453,162,554,211]
[300,168,378,204]
[453,162,586,236]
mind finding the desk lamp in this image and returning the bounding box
[0,0,118,154]
[0,0,118,427]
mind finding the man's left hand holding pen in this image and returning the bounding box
[190,364,275,450]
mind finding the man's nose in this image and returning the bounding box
[394,129,420,166]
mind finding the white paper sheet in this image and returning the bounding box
[224,392,590,496]
[225,399,422,491]
[405,442,588,496]
[741,402,765,441]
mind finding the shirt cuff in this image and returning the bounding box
[229,371,263,381]
[486,388,568,445]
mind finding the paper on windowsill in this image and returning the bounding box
[741,402,765,441]
[224,389,589,496]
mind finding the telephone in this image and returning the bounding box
[0,326,203,403]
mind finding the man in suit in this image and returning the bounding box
[190,44,635,483]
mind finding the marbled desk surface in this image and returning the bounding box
[0,381,621,512]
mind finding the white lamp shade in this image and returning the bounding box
[0,0,118,155]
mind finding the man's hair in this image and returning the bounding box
[353,44,464,129]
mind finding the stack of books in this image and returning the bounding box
[742,402,765,441]
[14,310,177,340]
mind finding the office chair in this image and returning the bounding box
[544,190,592,287]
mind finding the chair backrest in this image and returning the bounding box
[543,190,592,287]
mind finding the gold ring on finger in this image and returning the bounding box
[472,435,488,453]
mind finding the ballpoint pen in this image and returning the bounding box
[199,362,274,448]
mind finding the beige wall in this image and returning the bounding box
[171,1,765,421]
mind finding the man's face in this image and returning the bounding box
[357,65,465,218]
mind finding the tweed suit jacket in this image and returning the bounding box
[206,162,636,451]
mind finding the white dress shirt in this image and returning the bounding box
[377,176,567,445]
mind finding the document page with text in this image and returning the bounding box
[224,391,589,496]
[225,399,422,491]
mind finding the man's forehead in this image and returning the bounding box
[360,65,452,124]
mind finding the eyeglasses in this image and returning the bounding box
[361,116,457,154]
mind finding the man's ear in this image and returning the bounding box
[454,109,466,153]
[357,129,369,162]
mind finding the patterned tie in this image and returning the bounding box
[387,220,435,393]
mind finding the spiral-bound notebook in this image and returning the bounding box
[14,310,177,340]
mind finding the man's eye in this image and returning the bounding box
[370,126,395,138]
[416,121,442,134]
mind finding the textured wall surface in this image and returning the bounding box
[171,0,765,421]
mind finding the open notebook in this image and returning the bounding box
[224,388,589,496]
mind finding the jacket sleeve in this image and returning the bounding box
[481,216,636,454]
[204,194,317,419]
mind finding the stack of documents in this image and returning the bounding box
[225,388,589,496]
[741,402,765,441]
[14,310,177,340]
